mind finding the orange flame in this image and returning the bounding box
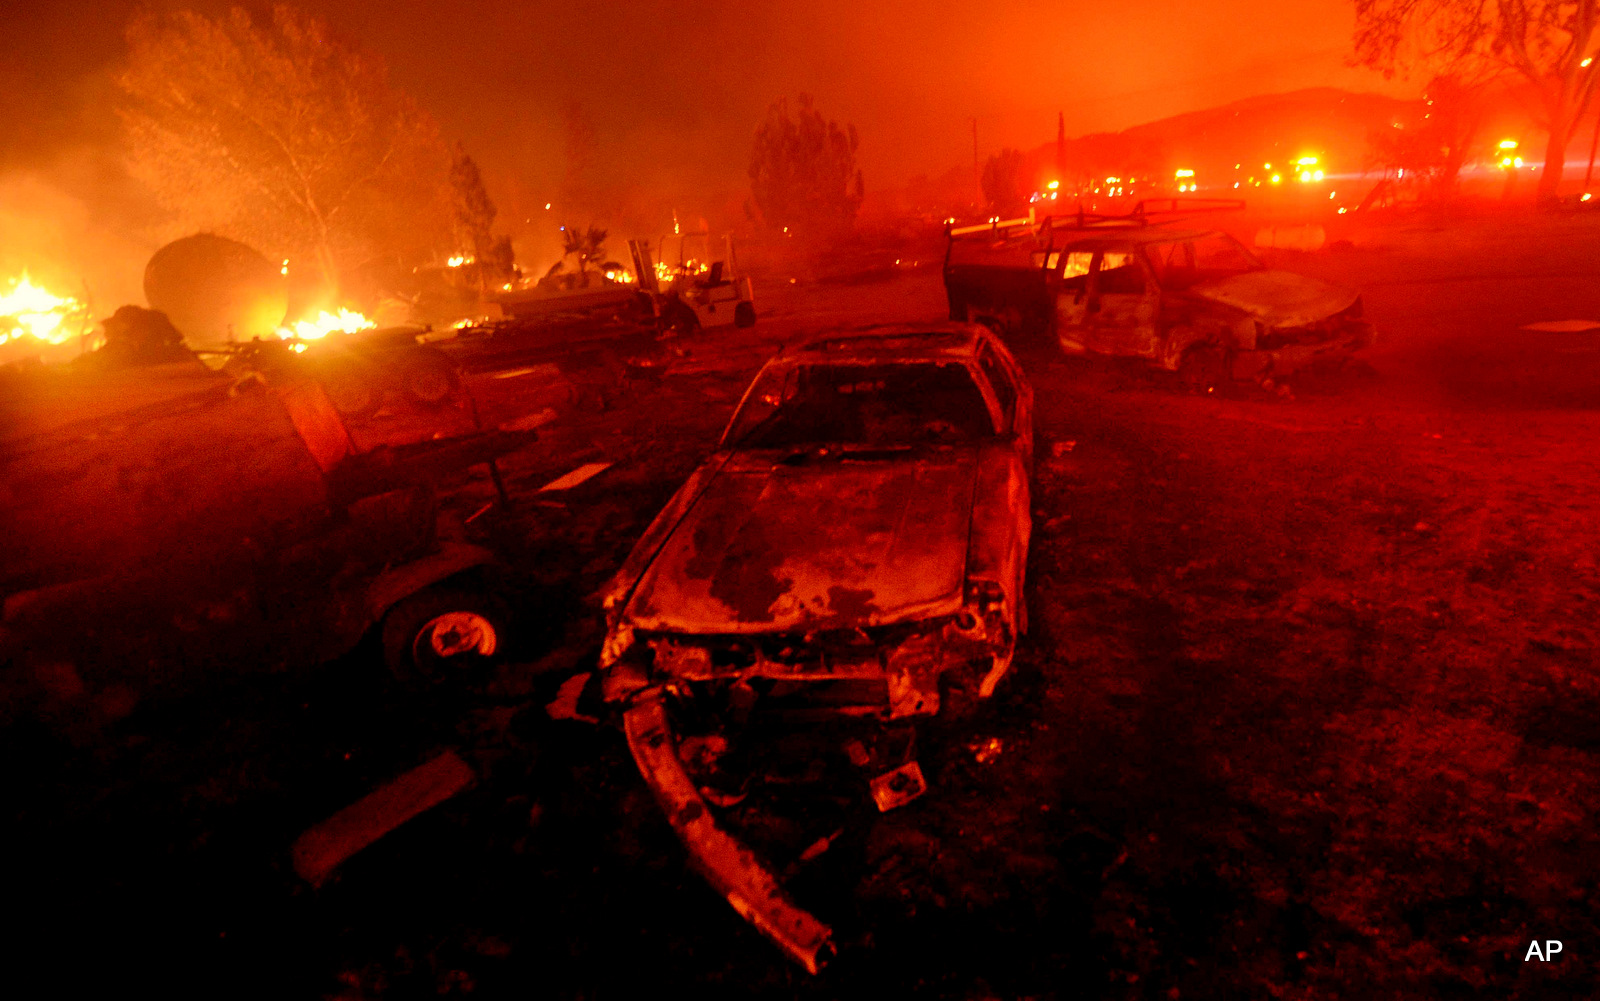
[276,308,375,341]
[0,272,88,347]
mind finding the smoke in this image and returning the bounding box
[0,148,171,319]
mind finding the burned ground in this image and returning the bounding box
[6,215,1600,998]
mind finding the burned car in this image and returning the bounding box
[944,201,1376,388]
[597,323,1033,970]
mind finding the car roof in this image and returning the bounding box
[782,322,989,362]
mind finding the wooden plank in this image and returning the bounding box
[291,749,476,887]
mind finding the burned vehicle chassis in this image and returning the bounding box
[944,202,1376,388]
[597,324,1033,972]
[617,609,1015,719]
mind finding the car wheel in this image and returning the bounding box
[380,586,509,689]
[1177,344,1228,395]
[734,301,756,328]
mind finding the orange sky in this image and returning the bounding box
[2,0,1409,192]
[0,0,1414,303]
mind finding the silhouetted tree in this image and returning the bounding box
[981,148,1030,217]
[119,5,451,295]
[748,95,864,237]
[561,102,601,214]
[1365,74,1489,198]
[1351,0,1600,203]
[560,224,608,285]
[449,144,514,290]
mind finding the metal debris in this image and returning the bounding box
[538,462,612,492]
[869,761,927,812]
[622,690,835,973]
[545,672,599,723]
[799,828,845,862]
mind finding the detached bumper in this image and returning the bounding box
[622,690,835,973]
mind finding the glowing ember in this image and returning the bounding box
[276,308,375,340]
[0,272,89,347]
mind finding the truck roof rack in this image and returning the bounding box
[947,198,1246,238]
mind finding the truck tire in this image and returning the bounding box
[380,585,510,689]
[734,301,756,328]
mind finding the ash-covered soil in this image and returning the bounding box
[6,213,1600,998]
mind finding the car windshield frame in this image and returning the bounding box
[721,357,1002,452]
[1143,231,1264,290]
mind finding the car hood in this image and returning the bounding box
[622,448,979,634]
[1191,270,1359,328]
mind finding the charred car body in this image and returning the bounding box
[944,200,1375,387]
[597,323,1034,970]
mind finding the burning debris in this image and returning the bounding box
[277,307,377,342]
[0,273,92,357]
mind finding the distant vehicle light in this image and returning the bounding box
[1337,207,1347,214]
[1270,173,1282,184]
[1174,168,1195,178]
[1584,192,1594,202]
[1583,57,1594,67]
[1498,139,1519,150]
[1296,156,1318,166]
[1046,180,1059,190]
[1298,171,1312,183]
[1314,170,1324,181]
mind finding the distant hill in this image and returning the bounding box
[868,88,1422,219]
[1085,88,1416,182]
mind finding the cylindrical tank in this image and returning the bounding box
[144,234,287,348]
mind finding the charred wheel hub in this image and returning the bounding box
[418,612,497,660]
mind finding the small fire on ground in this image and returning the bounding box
[0,272,90,347]
[276,308,375,342]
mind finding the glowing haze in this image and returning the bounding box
[0,0,1405,308]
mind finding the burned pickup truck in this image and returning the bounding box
[597,323,1033,971]
[944,200,1375,388]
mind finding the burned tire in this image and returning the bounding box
[734,300,756,328]
[320,365,381,419]
[399,349,461,409]
[1177,344,1228,395]
[380,586,510,689]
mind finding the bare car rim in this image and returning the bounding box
[414,611,498,663]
